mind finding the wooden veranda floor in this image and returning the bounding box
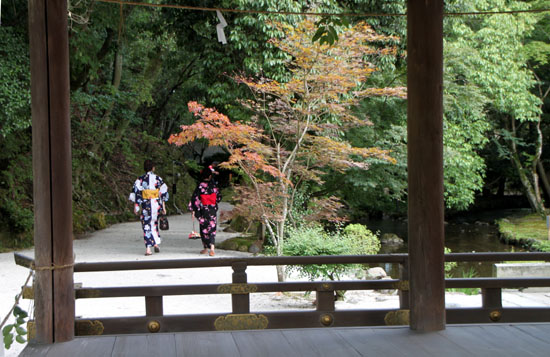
[20,323,550,356]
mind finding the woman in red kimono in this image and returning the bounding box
[188,167,221,256]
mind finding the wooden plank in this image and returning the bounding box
[477,325,546,356]
[75,280,401,299]
[146,334,177,356]
[18,324,550,356]
[403,330,471,357]
[45,336,116,357]
[231,330,295,357]
[406,0,445,332]
[447,308,550,324]
[336,327,409,356]
[19,343,52,356]
[112,335,149,356]
[78,309,393,335]
[512,324,550,344]
[73,255,408,272]
[282,328,361,357]
[175,331,239,357]
[438,325,506,355]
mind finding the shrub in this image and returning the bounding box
[283,223,380,282]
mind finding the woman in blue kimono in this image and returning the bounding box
[189,167,221,256]
[132,159,169,256]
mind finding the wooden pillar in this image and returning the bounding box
[406,0,445,331]
[29,0,74,343]
[232,262,250,313]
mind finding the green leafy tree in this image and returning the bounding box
[170,19,403,280]
[446,0,542,213]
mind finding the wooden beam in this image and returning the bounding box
[29,0,74,343]
[406,0,445,331]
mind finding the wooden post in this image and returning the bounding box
[407,0,445,331]
[399,257,410,310]
[145,296,164,316]
[482,288,502,309]
[231,262,250,313]
[29,0,74,343]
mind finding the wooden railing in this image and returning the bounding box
[14,252,550,336]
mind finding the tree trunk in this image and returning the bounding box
[511,153,542,212]
[275,220,286,282]
[537,160,550,202]
[508,117,545,214]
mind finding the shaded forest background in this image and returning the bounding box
[2,0,550,250]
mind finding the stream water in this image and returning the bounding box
[361,208,532,278]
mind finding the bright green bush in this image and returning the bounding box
[283,223,380,282]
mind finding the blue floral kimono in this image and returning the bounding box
[132,172,169,248]
[188,179,221,249]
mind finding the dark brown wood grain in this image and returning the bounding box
[47,0,75,343]
[28,0,74,344]
[406,0,446,332]
[146,296,164,316]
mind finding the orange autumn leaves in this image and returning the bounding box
[168,19,404,224]
[168,101,283,180]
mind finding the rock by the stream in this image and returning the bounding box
[248,240,263,254]
[366,267,387,280]
[380,233,404,246]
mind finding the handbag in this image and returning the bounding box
[159,215,169,230]
[188,215,200,239]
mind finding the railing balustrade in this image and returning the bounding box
[14,252,550,336]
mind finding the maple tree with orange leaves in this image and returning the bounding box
[169,19,406,281]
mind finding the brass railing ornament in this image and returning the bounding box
[395,280,409,291]
[384,310,410,325]
[320,314,334,326]
[489,310,502,322]
[217,283,257,294]
[147,320,161,333]
[75,320,105,336]
[214,314,268,330]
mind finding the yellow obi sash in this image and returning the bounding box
[142,189,159,199]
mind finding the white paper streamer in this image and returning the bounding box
[216,10,227,44]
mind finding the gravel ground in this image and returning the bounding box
[2,202,550,356]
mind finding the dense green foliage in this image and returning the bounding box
[3,0,550,249]
[279,223,380,281]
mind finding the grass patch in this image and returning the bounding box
[496,214,550,252]
[447,267,480,295]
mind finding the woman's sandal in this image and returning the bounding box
[154,246,160,253]
[145,251,152,256]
